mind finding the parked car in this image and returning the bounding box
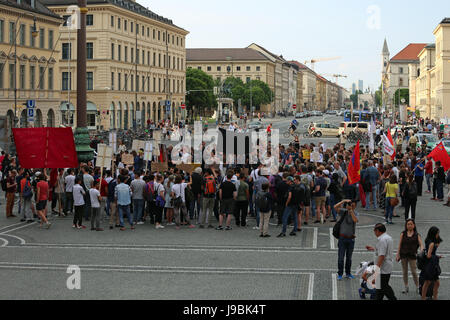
[311,122,340,137]
[295,113,303,119]
[339,122,369,136]
[248,121,263,130]
[427,139,450,154]
[326,110,337,115]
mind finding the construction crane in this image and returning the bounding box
[304,56,342,70]
[319,73,348,85]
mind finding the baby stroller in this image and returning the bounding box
[355,261,377,300]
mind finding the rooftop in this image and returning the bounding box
[390,43,428,62]
[186,48,270,62]
[0,0,61,19]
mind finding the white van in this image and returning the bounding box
[339,122,369,136]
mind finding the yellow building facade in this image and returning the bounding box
[44,0,188,130]
[316,75,327,111]
[0,0,62,135]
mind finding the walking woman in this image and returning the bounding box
[396,219,424,294]
[383,175,399,225]
[402,174,418,220]
[421,227,443,300]
[164,175,175,225]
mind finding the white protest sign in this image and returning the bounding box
[310,152,321,163]
[132,140,146,152]
[144,141,153,161]
[109,132,117,153]
[97,144,113,169]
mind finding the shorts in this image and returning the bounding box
[314,196,326,207]
[36,200,47,211]
[220,199,234,215]
[304,193,311,207]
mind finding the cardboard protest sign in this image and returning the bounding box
[97,144,113,169]
[178,163,202,174]
[302,150,311,160]
[151,162,168,172]
[143,141,153,162]
[109,132,117,153]
[121,153,134,165]
[310,152,321,163]
[132,140,146,152]
[153,130,161,142]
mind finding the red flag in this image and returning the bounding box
[348,141,361,185]
[386,129,396,160]
[428,142,450,170]
[13,128,78,169]
[359,183,367,208]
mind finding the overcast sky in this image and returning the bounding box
[142,0,450,92]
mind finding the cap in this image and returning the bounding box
[287,176,294,182]
[323,170,330,176]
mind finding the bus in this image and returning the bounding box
[343,110,381,123]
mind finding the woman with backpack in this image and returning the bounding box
[402,174,418,220]
[420,226,443,300]
[164,175,175,226]
[396,219,424,294]
[171,175,195,230]
[20,170,34,223]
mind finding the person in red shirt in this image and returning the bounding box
[425,159,433,193]
[266,123,272,134]
[97,172,109,220]
[36,174,51,228]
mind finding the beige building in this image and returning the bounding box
[409,18,450,120]
[316,75,327,111]
[289,60,316,111]
[186,48,275,113]
[0,0,62,136]
[43,0,188,130]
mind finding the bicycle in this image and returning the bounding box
[283,129,298,139]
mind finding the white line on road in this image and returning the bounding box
[0,237,8,247]
[331,273,338,300]
[307,273,315,300]
[0,222,27,232]
[313,228,318,249]
[329,228,335,250]
[0,222,35,236]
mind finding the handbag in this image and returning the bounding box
[390,197,399,207]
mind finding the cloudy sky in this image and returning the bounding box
[142,0,450,92]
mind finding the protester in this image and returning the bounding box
[217,171,237,231]
[256,183,273,237]
[36,173,51,229]
[89,180,103,231]
[421,226,443,300]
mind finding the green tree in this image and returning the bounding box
[350,90,363,108]
[186,68,216,116]
[375,85,382,107]
[393,89,409,106]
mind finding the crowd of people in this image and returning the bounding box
[0,118,446,300]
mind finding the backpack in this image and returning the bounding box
[446,171,450,185]
[144,182,155,202]
[300,175,310,193]
[154,184,166,208]
[185,185,194,203]
[332,210,348,239]
[22,180,33,199]
[204,176,216,196]
[1,177,6,192]
[256,191,270,212]
[408,183,418,199]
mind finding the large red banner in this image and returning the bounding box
[12,127,78,169]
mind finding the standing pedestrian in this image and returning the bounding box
[217,171,237,231]
[20,170,33,223]
[383,175,399,225]
[425,158,433,194]
[36,174,51,229]
[278,176,300,238]
[55,168,65,217]
[200,169,216,229]
[414,158,425,196]
[130,171,146,226]
[396,219,424,294]
[171,175,194,230]
[153,174,166,229]
[402,174,418,220]
[89,180,103,231]
[72,177,86,229]
[234,174,249,227]
[6,170,17,218]
[115,175,134,231]
[366,223,397,301]
[435,161,446,202]
[256,183,273,238]
[335,199,358,280]
[421,226,443,300]
[64,169,75,215]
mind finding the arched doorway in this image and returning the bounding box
[124,102,128,130]
[110,102,116,129]
[152,102,156,123]
[157,104,161,123]
[6,110,14,136]
[136,102,140,128]
[147,103,151,126]
[117,102,122,129]
[20,109,28,128]
[87,102,97,129]
[47,109,55,127]
[35,109,43,127]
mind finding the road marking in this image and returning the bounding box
[307,273,315,300]
[0,222,27,232]
[0,222,36,235]
[331,273,338,300]
[0,237,9,247]
[312,228,318,249]
[329,228,335,250]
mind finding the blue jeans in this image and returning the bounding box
[118,204,133,227]
[133,199,145,224]
[282,205,298,234]
[385,197,394,222]
[189,195,202,220]
[365,184,378,210]
[330,193,337,220]
[106,198,114,216]
[426,174,433,192]
[436,180,444,200]
[338,237,355,276]
[253,189,260,227]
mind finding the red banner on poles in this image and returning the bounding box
[12,127,78,169]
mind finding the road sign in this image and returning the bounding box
[166,105,171,112]
[181,104,186,110]
[165,100,171,107]
[293,104,297,109]
[26,100,35,108]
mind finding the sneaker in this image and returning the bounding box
[277,233,286,238]
[137,222,144,225]
[337,275,343,281]
[80,225,87,229]
[120,227,126,231]
[263,234,271,238]
[252,226,259,230]
[109,226,114,230]
[115,224,121,228]
[225,226,232,231]
[346,274,355,280]
[20,218,26,222]
[359,288,366,299]
[91,228,96,231]
[156,225,165,229]
[189,225,196,229]
[72,224,77,228]
[26,220,34,224]
[259,234,264,238]
[289,232,296,236]
[45,223,52,229]
[167,222,176,226]
[131,226,135,230]
[402,287,409,294]
[303,222,308,226]
[96,228,104,232]
[216,226,224,231]
[314,220,321,224]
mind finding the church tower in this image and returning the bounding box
[382,38,390,76]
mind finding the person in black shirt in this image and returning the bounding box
[275,173,290,226]
[435,161,445,201]
[190,167,203,222]
[278,176,299,237]
[217,172,237,231]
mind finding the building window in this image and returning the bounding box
[197,66,202,70]
[246,66,251,71]
[38,66,45,89]
[118,18,121,29]
[86,15,93,26]
[217,66,221,71]
[147,27,149,37]
[142,26,144,36]
[9,64,14,89]
[131,48,134,63]
[0,20,4,43]
[124,20,127,31]
[111,43,114,60]
[88,113,96,127]
[48,30,53,49]
[246,77,251,83]
[236,66,241,71]
[39,28,44,48]
[111,72,114,90]
[147,76,150,92]
[153,29,155,39]
[399,67,403,74]
[118,45,121,61]
[111,15,114,27]
[86,72,93,90]
[19,24,25,46]
[124,75,128,91]
[136,48,139,64]
[131,22,133,33]
[147,51,150,65]
[0,63,5,88]
[62,43,71,60]
[153,52,156,66]
[19,65,25,89]
[158,31,160,41]
[256,66,260,71]
[136,23,139,35]
[86,42,93,59]
[30,65,35,89]
[29,26,35,47]
[62,71,71,90]
[48,67,53,90]
[399,78,404,87]
[153,77,156,92]
[142,76,145,92]
[118,73,121,90]
[125,46,128,62]
[9,22,15,44]
[158,53,161,67]
[207,66,211,71]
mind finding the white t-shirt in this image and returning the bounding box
[172,183,188,202]
[105,177,113,184]
[73,184,85,206]
[154,182,165,197]
[65,175,75,192]
[89,188,101,208]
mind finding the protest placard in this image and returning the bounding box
[132,140,146,152]
[302,150,311,160]
[310,152,321,163]
[151,162,168,172]
[96,144,113,169]
[121,153,134,165]
[178,163,202,174]
[109,132,117,153]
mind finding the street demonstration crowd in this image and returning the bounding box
[0,119,446,301]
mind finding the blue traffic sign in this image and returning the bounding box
[165,100,171,107]
[26,100,35,108]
